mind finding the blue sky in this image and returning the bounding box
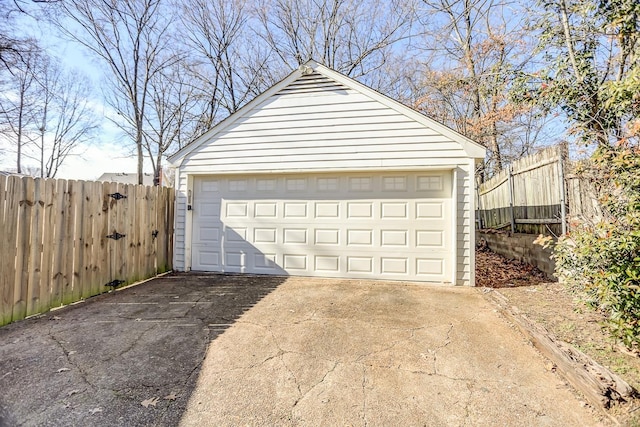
[0,6,154,179]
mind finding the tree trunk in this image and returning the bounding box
[17,90,24,174]
[155,152,162,186]
[136,121,144,185]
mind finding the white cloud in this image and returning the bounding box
[55,141,153,180]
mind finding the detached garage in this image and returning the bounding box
[168,60,485,286]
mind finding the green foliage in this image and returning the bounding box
[554,146,640,348]
[512,0,640,145]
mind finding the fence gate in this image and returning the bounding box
[0,176,175,326]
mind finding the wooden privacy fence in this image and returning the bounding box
[0,175,175,326]
[477,146,568,235]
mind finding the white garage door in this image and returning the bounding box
[191,172,453,283]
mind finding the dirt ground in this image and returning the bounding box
[476,249,640,425]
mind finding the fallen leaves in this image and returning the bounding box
[164,392,179,401]
[56,368,70,373]
[141,392,178,408]
[141,397,160,408]
[475,249,548,288]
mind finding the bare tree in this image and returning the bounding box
[0,0,33,72]
[178,0,274,133]
[0,43,40,173]
[414,0,546,176]
[30,60,98,177]
[143,61,200,184]
[254,0,417,83]
[51,0,176,184]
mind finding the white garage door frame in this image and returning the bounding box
[183,167,458,284]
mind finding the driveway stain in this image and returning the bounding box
[0,273,284,426]
[0,274,604,426]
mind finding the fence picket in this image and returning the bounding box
[0,176,13,324]
[39,179,56,313]
[92,182,109,295]
[26,178,44,316]
[144,185,154,279]
[13,177,33,320]
[0,175,175,326]
[81,181,98,299]
[117,182,130,284]
[50,179,67,309]
[132,184,143,283]
[71,180,87,303]
[112,183,128,284]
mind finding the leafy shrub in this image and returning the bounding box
[553,145,640,349]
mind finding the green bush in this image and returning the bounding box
[553,146,640,349]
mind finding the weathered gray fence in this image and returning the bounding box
[0,175,175,326]
[477,146,568,235]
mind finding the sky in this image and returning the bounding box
[0,5,155,180]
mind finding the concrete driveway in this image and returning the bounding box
[1,274,601,426]
[180,277,601,426]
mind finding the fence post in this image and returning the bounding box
[476,176,484,229]
[559,153,568,235]
[508,165,515,234]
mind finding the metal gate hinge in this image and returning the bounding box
[105,280,125,288]
[107,232,126,240]
[108,192,127,200]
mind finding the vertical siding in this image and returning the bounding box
[456,164,472,286]
[173,168,187,271]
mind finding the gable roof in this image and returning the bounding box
[168,60,486,166]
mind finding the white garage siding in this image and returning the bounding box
[179,74,470,172]
[169,62,484,285]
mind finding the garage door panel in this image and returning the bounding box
[380,202,408,219]
[225,227,247,242]
[198,227,220,243]
[314,255,340,272]
[380,230,408,247]
[226,202,248,217]
[254,253,278,270]
[225,251,245,269]
[255,202,277,217]
[346,229,373,246]
[381,258,408,275]
[314,229,340,245]
[283,228,308,244]
[254,227,277,243]
[347,257,374,273]
[195,250,221,270]
[347,202,373,218]
[192,172,453,282]
[197,202,220,219]
[283,254,308,270]
[315,202,340,218]
[416,258,446,276]
[416,202,444,219]
[283,202,308,218]
[416,230,445,248]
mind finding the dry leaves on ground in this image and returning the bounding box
[476,248,640,424]
[141,397,160,408]
[475,248,548,288]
